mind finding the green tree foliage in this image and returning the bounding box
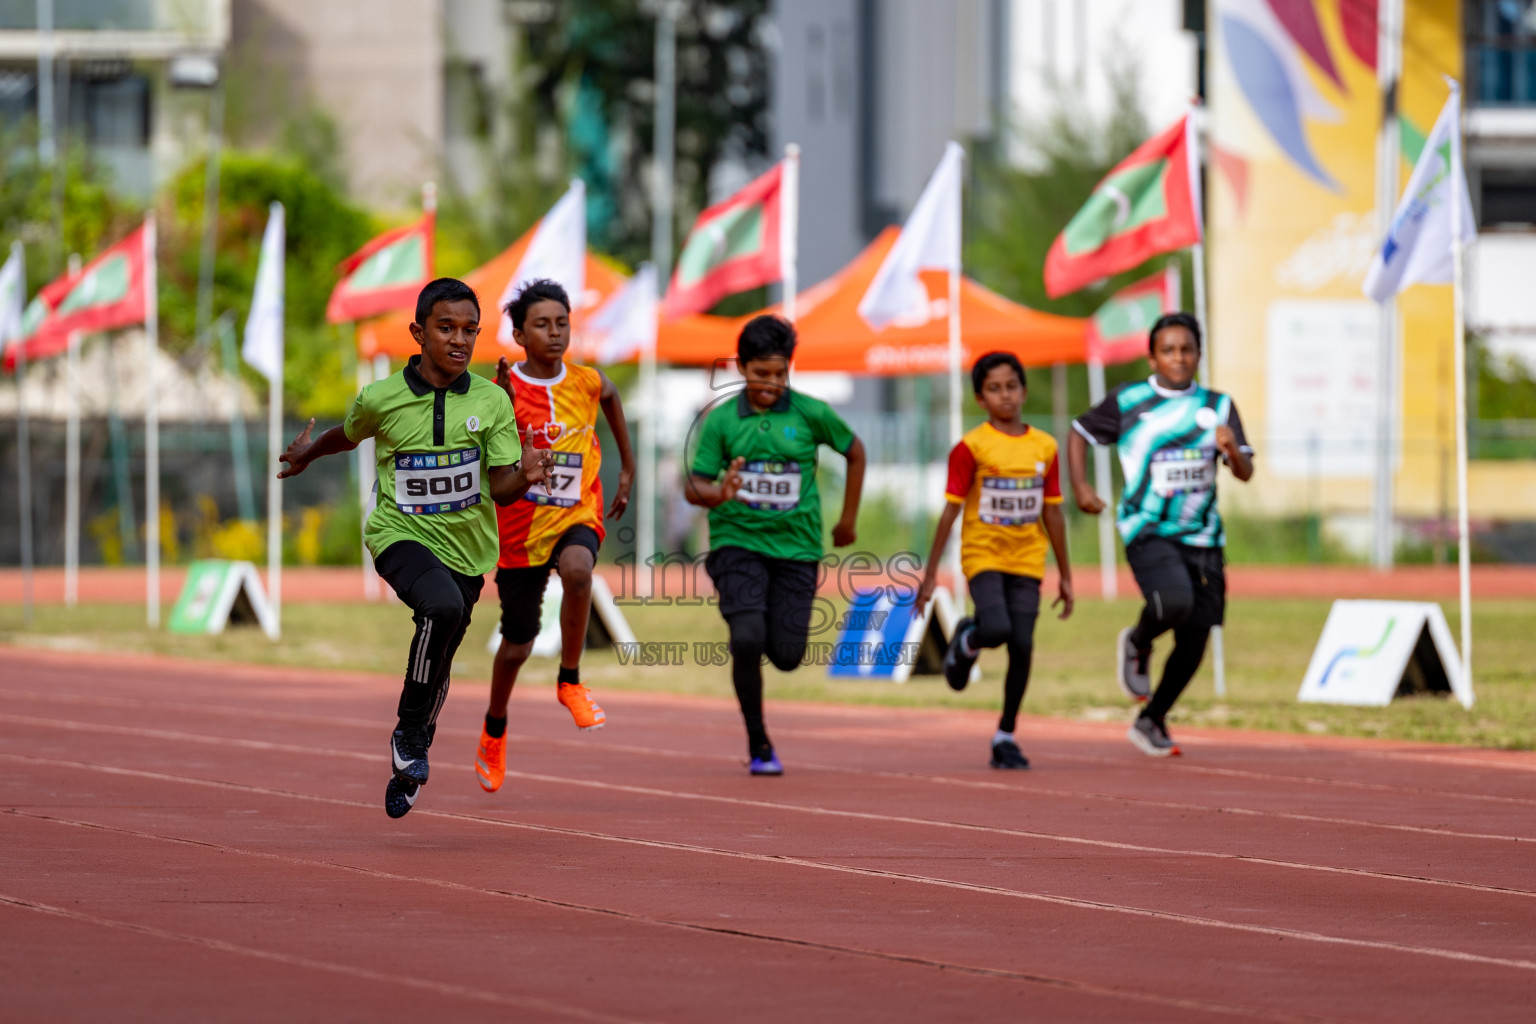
[455,0,770,269]
[161,153,375,418]
[0,126,139,295]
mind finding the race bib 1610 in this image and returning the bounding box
[394,448,482,515]
[979,475,1043,526]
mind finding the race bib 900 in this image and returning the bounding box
[394,448,481,515]
[979,476,1043,526]
[736,460,802,511]
[1150,447,1217,497]
[524,451,584,509]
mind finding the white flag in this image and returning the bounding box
[588,263,657,364]
[500,179,587,343]
[858,142,964,330]
[0,243,24,350]
[243,202,285,382]
[1363,92,1475,303]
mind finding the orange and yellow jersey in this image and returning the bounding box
[496,361,606,568]
[945,422,1062,580]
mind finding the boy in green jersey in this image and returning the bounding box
[687,315,866,775]
[279,278,553,818]
[1067,312,1253,758]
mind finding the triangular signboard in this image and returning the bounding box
[167,560,278,640]
[827,586,977,684]
[1297,600,1472,709]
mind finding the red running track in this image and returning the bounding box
[2,646,1534,1023]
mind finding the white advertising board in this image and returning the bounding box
[1297,600,1471,709]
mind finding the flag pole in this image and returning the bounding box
[945,148,964,598]
[643,0,678,600]
[1448,79,1472,691]
[781,142,800,323]
[64,251,81,608]
[266,204,286,639]
[12,242,33,626]
[356,333,379,602]
[144,214,161,627]
[1086,358,1117,602]
[1372,0,1404,571]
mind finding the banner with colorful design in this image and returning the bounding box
[1208,0,1462,516]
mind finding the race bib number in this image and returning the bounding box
[394,448,481,515]
[1150,447,1217,497]
[979,476,1043,526]
[524,451,584,509]
[736,460,802,511]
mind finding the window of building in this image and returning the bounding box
[1467,0,1536,105]
[1481,167,1536,226]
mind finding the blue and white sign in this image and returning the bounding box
[1297,600,1471,709]
[828,586,965,683]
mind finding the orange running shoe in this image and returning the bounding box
[557,682,606,731]
[475,724,506,792]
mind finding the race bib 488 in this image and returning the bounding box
[394,448,482,514]
[735,460,802,512]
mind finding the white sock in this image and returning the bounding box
[993,729,1014,746]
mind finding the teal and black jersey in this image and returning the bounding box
[1073,377,1252,548]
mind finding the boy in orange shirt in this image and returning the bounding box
[475,279,636,792]
[917,352,1074,768]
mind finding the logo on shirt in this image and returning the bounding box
[523,420,579,446]
[466,415,481,432]
[1195,407,1219,430]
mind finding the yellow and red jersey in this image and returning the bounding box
[497,361,606,568]
[945,422,1062,579]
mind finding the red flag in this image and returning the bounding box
[1043,116,1201,299]
[4,224,151,368]
[326,212,434,324]
[1085,266,1179,365]
[663,163,783,320]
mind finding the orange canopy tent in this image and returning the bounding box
[356,223,630,365]
[657,227,1088,373]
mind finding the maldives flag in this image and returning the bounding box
[4,224,152,368]
[663,163,783,320]
[1085,266,1180,365]
[326,212,434,323]
[1043,116,1201,299]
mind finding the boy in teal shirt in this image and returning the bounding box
[687,315,866,775]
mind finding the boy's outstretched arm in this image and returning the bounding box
[1066,430,1105,514]
[1041,503,1074,619]
[598,371,636,519]
[277,419,357,479]
[832,436,865,547]
[915,502,962,613]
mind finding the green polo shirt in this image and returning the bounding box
[344,355,522,576]
[690,388,856,563]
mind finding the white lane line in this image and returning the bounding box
[5,693,1533,842]
[4,809,1346,1024]
[3,713,1531,901]
[0,893,655,1024]
[5,751,1536,977]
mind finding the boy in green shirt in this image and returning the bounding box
[687,315,866,775]
[278,278,552,818]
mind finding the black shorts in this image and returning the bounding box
[1125,535,1226,630]
[966,570,1041,650]
[495,525,602,644]
[704,545,820,628]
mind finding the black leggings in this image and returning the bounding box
[1125,538,1224,724]
[375,541,484,735]
[965,571,1040,734]
[706,547,819,753]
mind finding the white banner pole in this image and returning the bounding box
[945,149,964,598]
[1449,80,1472,690]
[12,242,33,627]
[64,253,80,608]
[266,211,286,639]
[144,215,161,627]
[781,142,799,323]
[1372,0,1404,571]
[356,347,379,601]
[1087,358,1117,602]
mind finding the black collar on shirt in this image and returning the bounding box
[736,388,793,417]
[404,354,472,396]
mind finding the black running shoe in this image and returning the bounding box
[1127,715,1180,757]
[390,725,431,785]
[1116,627,1152,702]
[384,775,420,818]
[943,617,977,692]
[990,738,1030,770]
